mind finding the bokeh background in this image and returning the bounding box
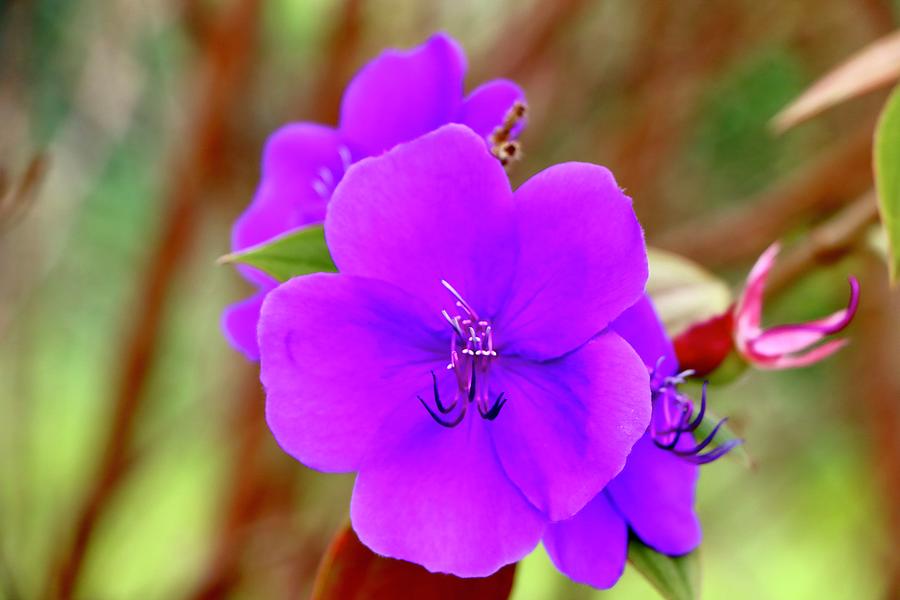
[2,0,899,598]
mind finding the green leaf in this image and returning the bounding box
[217,224,335,281]
[874,83,900,283]
[627,536,700,600]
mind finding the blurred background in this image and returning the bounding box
[1,0,899,598]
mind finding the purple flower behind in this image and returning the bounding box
[223,33,525,359]
[544,296,706,589]
[258,125,651,576]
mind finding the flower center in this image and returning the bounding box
[310,145,353,199]
[417,280,506,428]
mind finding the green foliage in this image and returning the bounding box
[874,83,900,283]
[627,538,700,600]
[693,49,809,200]
[219,224,336,281]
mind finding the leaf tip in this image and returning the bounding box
[216,252,237,266]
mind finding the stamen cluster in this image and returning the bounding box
[417,280,507,427]
[650,362,740,464]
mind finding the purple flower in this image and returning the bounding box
[545,295,730,589]
[223,33,525,359]
[734,242,860,369]
[258,125,651,576]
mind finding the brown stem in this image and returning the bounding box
[608,1,751,233]
[45,1,261,597]
[853,256,900,597]
[185,4,373,596]
[0,153,48,232]
[186,371,269,600]
[477,0,589,81]
[765,191,879,296]
[304,0,365,124]
[654,118,876,267]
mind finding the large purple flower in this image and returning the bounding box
[258,125,651,576]
[544,296,709,589]
[223,33,524,359]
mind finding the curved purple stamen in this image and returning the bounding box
[682,439,743,465]
[672,416,728,457]
[429,371,457,414]
[418,396,466,428]
[478,393,506,420]
[650,367,741,464]
[685,382,707,431]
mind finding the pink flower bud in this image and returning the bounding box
[733,243,859,370]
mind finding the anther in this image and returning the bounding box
[338,145,352,171]
[312,180,329,199]
[489,101,527,167]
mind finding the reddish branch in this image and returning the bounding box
[854,258,900,597]
[188,3,372,596]
[46,1,262,597]
[765,191,879,296]
[0,154,48,232]
[305,0,365,124]
[478,0,589,81]
[608,2,751,233]
[186,373,275,600]
[654,119,876,268]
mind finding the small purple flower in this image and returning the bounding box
[545,296,726,589]
[258,125,651,576]
[223,33,525,359]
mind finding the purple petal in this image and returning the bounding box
[457,79,525,139]
[222,290,270,360]
[497,163,648,360]
[543,493,628,589]
[611,295,678,375]
[233,123,348,253]
[351,408,546,577]
[339,33,466,156]
[607,434,701,555]
[327,124,516,318]
[259,273,445,473]
[490,333,651,521]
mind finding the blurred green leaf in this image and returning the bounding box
[647,247,732,337]
[218,224,335,281]
[694,49,807,199]
[627,537,700,600]
[873,83,900,283]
